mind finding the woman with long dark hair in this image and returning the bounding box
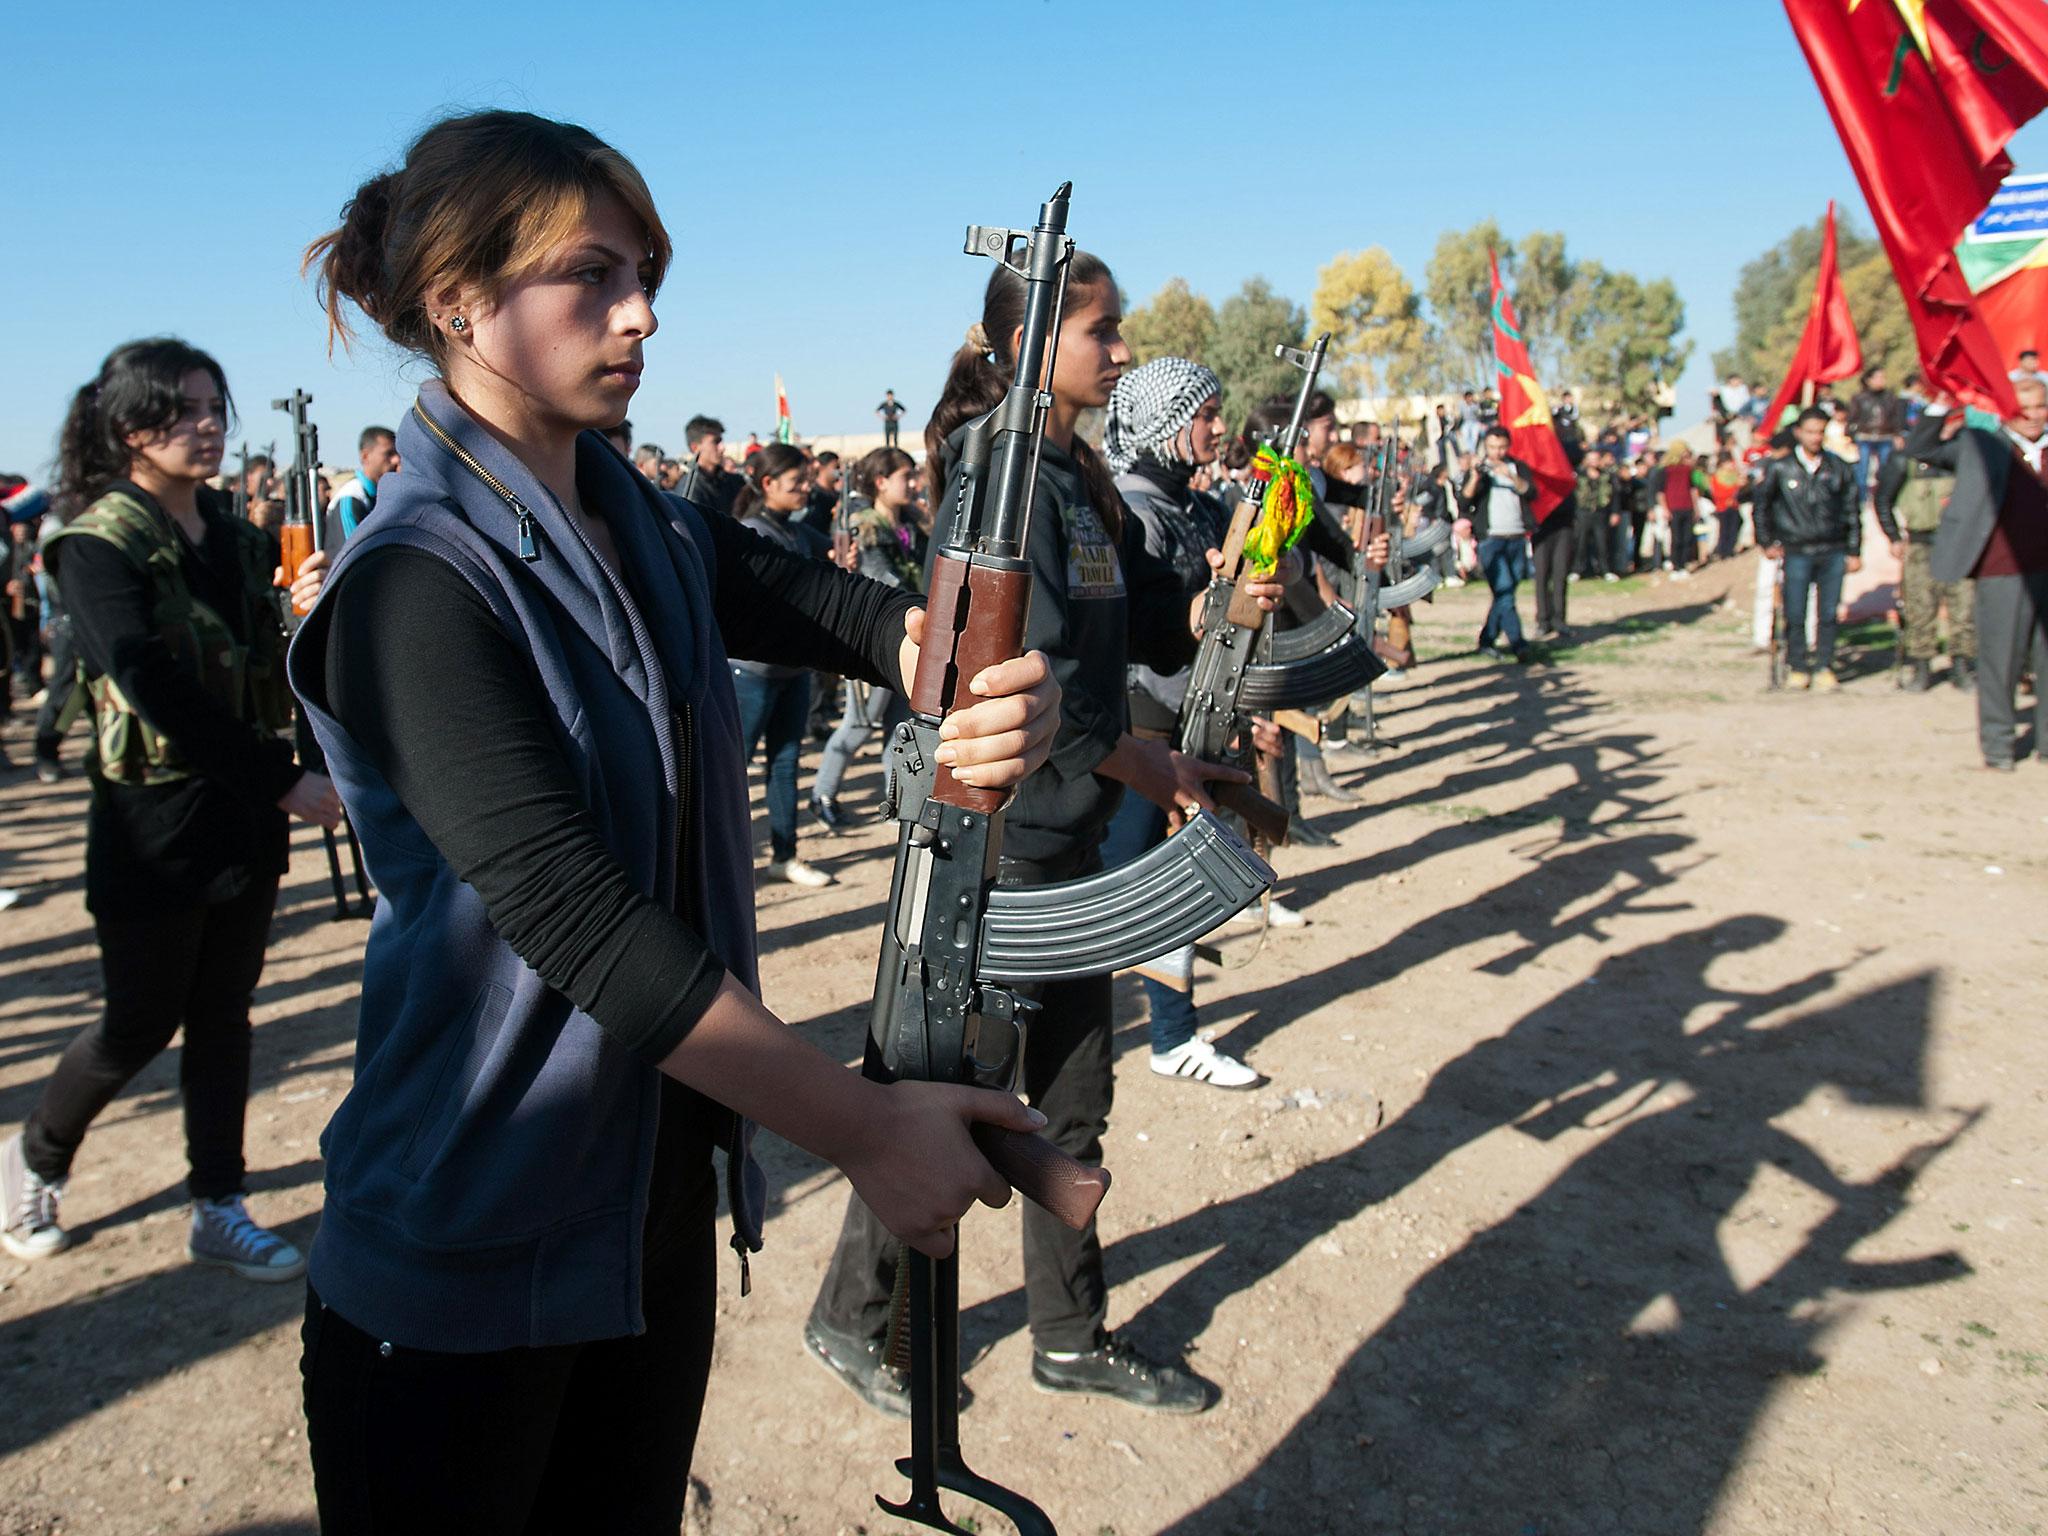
[728,440,833,886]
[806,251,1282,1418]
[0,338,339,1276]
[287,110,1059,1533]
[810,445,918,830]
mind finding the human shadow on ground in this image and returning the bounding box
[0,1198,321,1460]
[1049,914,1967,1535]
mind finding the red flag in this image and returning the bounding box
[1487,251,1575,523]
[1758,201,1866,435]
[1784,0,2048,418]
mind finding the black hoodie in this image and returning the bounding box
[935,428,1194,866]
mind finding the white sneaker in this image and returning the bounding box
[188,1195,305,1282]
[1,1132,69,1260]
[1150,1035,1260,1090]
[1226,897,1308,929]
[1603,572,1619,582]
[768,857,834,888]
[1444,575,1466,588]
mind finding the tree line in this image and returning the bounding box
[1712,211,1913,393]
[1121,220,1693,429]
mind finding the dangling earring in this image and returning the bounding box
[449,316,468,334]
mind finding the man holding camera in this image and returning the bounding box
[1462,425,1536,662]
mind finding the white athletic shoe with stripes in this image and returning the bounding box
[1149,1036,1260,1090]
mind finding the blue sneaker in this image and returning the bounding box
[188,1195,305,1282]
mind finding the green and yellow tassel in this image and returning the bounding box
[1242,445,1315,575]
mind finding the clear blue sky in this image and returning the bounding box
[5,0,2046,477]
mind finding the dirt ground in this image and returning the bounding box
[1,553,2042,1536]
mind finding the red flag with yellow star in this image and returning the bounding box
[1488,250,1575,524]
[1784,0,2048,416]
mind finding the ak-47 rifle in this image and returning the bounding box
[275,392,319,617]
[1177,334,1382,842]
[866,183,1273,1536]
[274,391,373,922]
[1343,428,1448,749]
[831,455,858,568]
[232,443,251,522]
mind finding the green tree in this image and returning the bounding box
[1567,269,1693,416]
[1122,277,1217,365]
[1310,247,1426,406]
[1714,213,1885,387]
[1836,252,1915,382]
[1210,276,1307,429]
[1512,230,1581,382]
[1424,219,1511,387]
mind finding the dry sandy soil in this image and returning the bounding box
[0,554,2042,1536]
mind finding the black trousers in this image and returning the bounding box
[812,853,1113,1354]
[23,869,278,1200]
[33,616,78,758]
[1671,506,1699,568]
[302,1158,718,1536]
[1532,521,1574,633]
[1572,506,1608,578]
[1972,570,2048,764]
[10,606,40,696]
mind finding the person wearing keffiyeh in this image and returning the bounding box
[1099,358,1268,1090]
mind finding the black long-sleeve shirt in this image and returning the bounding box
[47,484,299,914]
[316,511,917,1064]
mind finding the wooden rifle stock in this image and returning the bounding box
[1211,777,1290,846]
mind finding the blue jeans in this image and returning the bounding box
[1855,438,1892,499]
[813,680,906,806]
[1099,791,1198,1054]
[1477,535,1529,650]
[1610,514,1636,575]
[732,669,811,862]
[1780,548,1847,674]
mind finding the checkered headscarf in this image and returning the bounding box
[1104,357,1222,473]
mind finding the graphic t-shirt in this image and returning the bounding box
[1063,501,1127,601]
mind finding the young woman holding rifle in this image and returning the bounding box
[806,253,1287,1417]
[286,110,1061,1533]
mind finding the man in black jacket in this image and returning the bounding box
[679,416,742,516]
[1904,380,2048,768]
[1847,366,1904,505]
[1752,407,1863,690]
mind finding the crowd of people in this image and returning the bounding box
[0,105,2041,1536]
